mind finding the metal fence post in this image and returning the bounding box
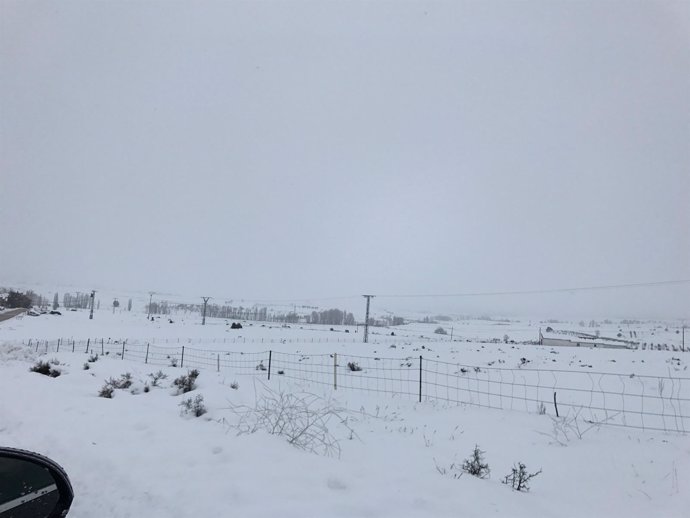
[101,340,104,355]
[72,340,75,353]
[419,355,423,403]
[56,340,60,353]
[145,343,149,364]
[86,338,90,354]
[268,350,272,380]
[181,346,185,368]
[121,342,125,359]
[217,354,220,372]
[334,353,337,390]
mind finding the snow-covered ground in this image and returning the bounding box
[1,310,689,517]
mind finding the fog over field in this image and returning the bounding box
[1,1,689,318]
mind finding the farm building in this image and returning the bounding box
[539,328,637,349]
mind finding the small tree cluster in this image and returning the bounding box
[173,369,199,394]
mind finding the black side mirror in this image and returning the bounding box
[0,448,73,518]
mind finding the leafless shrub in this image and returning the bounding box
[347,362,362,372]
[225,382,355,457]
[503,462,541,491]
[539,407,620,446]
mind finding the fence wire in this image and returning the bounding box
[18,338,690,434]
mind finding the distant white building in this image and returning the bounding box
[539,328,636,349]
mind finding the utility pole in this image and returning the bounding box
[201,297,211,325]
[362,295,374,344]
[89,290,96,320]
[147,292,155,320]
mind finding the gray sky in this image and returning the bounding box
[1,1,689,319]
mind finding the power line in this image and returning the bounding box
[143,279,689,308]
[376,279,690,299]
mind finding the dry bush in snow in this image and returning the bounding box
[225,382,354,457]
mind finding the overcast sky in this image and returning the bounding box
[1,1,688,319]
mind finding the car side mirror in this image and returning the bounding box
[0,448,73,518]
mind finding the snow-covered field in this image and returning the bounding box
[1,310,689,517]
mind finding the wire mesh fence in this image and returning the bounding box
[18,338,690,434]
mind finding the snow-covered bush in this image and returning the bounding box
[148,370,168,387]
[230,381,239,390]
[173,369,199,394]
[347,362,362,372]
[462,445,490,479]
[180,394,207,417]
[30,360,61,377]
[87,354,99,363]
[434,327,447,335]
[98,384,114,398]
[105,373,133,389]
[502,462,541,492]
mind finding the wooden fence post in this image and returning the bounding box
[121,342,125,359]
[145,343,150,364]
[267,350,272,380]
[217,354,220,372]
[86,338,90,354]
[334,353,337,390]
[181,346,185,368]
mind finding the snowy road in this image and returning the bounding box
[0,308,27,322]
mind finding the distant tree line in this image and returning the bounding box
[305,309,356,326]
[63,292,92,309]
[0,288,47,309]
[144,301,367,326]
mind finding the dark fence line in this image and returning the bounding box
[16,338,690,435]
